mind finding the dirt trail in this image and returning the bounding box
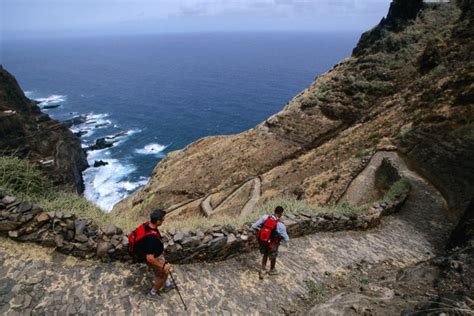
[0,153,456,315]
[201,177,261,217]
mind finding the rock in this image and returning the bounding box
[75,219,86,235]
[17,202,32,213]
[212,232,224,238]
[63,115,87,128]
[74,234,88,244]
[9,295,25,309]
[54,235,64,247]
[74,130,88,138]
[240,234,249,241]
[88,137,115,151]
[227,233,237,244]
[0,221,20,231]
[96,241,111,257]
[42,103,61,109]
[102,224,119,236]
[24,275,43,285]
[209,236,227,250]
[93,160,109,168]
[1,196,16,205]
[174,232,184,242]
[195,230,205,240]
[8,230,20,238]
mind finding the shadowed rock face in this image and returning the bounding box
[112,0,473,226]
[0,66,88,193]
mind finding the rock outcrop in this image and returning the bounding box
[112,0,474,227]
[0,66,88,193]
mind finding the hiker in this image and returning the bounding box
[129,209,174,296]
[251,206,289,279]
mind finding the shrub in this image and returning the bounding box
[0,156,108,226]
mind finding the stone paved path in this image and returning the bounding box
[0,154,456,315]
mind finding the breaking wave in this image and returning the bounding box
[135,143,168,155]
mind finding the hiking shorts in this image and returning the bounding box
[259,243,279,260]
[147,256,168,278]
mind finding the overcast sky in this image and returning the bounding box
[1,0,391,39]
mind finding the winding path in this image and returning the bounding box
[0,153,457,315]
[201,177,262,218]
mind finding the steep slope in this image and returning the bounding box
[0,155,462,314]
[0,66,88,193]
[112,0,473,226]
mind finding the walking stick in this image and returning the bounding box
[169,270,188,311]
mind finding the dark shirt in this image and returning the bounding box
[135,225,163,260]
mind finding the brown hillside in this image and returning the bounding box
[112,0,474,225]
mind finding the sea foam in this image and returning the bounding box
[83,149,148,211]
[36,94,67,106]
[135,143,168,155]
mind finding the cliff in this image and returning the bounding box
[0,66,88,193]
[112,0,473,225]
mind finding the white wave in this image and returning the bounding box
[135,143,168,155]
[37,94,66,106]
[83,150,147,211]
[24,91,34,98]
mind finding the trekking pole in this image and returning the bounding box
[169,270,187,311]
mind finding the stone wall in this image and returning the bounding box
[0,185,410,264]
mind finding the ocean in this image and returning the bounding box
[0,32,360,211]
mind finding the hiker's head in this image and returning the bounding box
[274,206,284,218]
[150,209,166,226]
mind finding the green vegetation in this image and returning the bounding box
[360,276,370,285]
[0,156,108,226]
[381,178,411,204]
[305,279,326,300]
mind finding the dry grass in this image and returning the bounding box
[0,156,109,227]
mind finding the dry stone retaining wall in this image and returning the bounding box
[0,187,409,264]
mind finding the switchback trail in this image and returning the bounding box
[0,154,456,315]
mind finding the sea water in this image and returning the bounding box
[0,32,360,211]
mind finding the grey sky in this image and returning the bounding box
[1,0,391,39]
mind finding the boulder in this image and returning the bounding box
[102,224,120,236]
[96,241,111,258]
[173,232,184,243]
[75,234,88,243]
[1,196,16,205]
[75,219,86,235]
[0,220,19,231]
[93,160,109,168]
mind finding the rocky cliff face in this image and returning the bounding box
[0,66,88,193]
[112,0,473,225]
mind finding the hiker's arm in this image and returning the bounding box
[251,215,267,231]
[277,223,290,242]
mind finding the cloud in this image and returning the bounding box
[1,0,391,38]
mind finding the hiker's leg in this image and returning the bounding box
[270,258,276,270]
[149,262,168,290]
[261,254,268,269]
[269,246,279,271]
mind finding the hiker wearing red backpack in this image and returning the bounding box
[129,209,174,296]
[251,206,289,279]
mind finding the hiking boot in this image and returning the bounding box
[161,283,176,293]
[268,269,279,276]
[147,289,161,298]
[258,269,266,280]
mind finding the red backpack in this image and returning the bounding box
[258,216,280,248]
[128,222,162,261]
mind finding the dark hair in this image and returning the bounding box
[150,209,166,224]
[274,206,284,214]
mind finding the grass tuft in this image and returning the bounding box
[0,156,108,226]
